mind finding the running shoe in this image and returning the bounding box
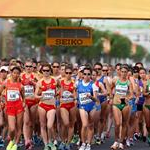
[110,142,119,150]
[11,144,18,150]
[53,140,58,147]
[32,135,41,146]
[18,140,24,147]
[94,136,101,145]
[65,143,71,150]
[133,133,140,141]
[147,136,150,146]
[119,143,124,149]
[0,138,4,147]
[100,132,106,143]
[76,138,81,146]
[126,139,130,147]
[71,135,79,144]
[44,145,49,150]
[6,140,14,150]
[58,142,66,150]
[129,138,134,146]
[85,143,91,150]
[48,142,57,150]
[79,143,86,150]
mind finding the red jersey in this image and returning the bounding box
[41,78,56,100]
[21,73,35,85]
[60,79,75,103]
[5,80,22,102]
[21,73,35,98]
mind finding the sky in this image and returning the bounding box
[72,19,150,29]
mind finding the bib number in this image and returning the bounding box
[42,89,55,100]
[79,93,92,105]
[7,90,20,101]
[62,91,73,102]
[24,85,34,97]
[116,84,128,96]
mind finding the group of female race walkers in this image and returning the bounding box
[0,58,149,150]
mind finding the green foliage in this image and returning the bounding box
[13,18,72,47]
[132,45,146,61]
[146,53,150,62]
[110,33,132,58]
[13,18,146,61]
[75,30,103,60]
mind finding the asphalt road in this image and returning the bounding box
[1,128,150,150]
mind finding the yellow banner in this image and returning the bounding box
[0,0,150,19]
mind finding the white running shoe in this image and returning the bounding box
[119,143,124,149]
[101,132,106,143]
[129,138,134,146]
[79,143,86,150]
[76,138,81,146]
[111,142,119,150]
[85,144,91,150]
[126,139,130,147]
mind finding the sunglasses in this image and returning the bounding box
[102,70,108,72]
[0,70,7,73]
[84,73,91,76]
[25,65,32,68]
[53,66,59,68]
[43,69,50,72]
[66,72,72,75]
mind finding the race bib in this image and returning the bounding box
[7,90,20,101]
[115,84,128,96]
[42,89,55,100]
[62,90,73,102]
[24,85,34,97]
[79,93,92,105]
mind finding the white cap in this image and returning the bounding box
[73,63,78,68]
[78,66,85,72]
[0,66,9,72]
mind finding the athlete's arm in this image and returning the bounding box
[35,81,43,99]
[98,82,107,96]
[104,77,111,96]
[109,78,117,104]
[88,83,100,103]
[0,84,5,96]
[143,81,149,97]
[127,82,134,101]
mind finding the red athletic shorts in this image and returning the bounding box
[39,103,56,112]
[60,102,75,111]
[6,100,24,116]
[26,99,37,109]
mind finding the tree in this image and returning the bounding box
[13,19,73,47]
[110,33,132,58]
[132,45,147,61]
[13,18,75,60]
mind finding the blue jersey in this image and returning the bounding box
[97,76,107,103]
[76,80,95,112]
